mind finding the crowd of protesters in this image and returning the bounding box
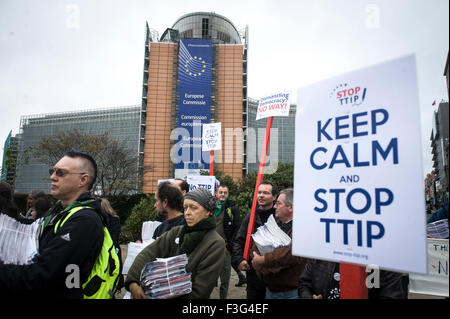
[1,149,445,299]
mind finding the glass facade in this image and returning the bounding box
[246,98,296,173]
[171,12,242,45]
[14,106,140,194]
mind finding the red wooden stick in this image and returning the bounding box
[243,116,274,261]
[209,150,214,176]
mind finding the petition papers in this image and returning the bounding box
[0,214,38,265]
[427,219,449,239]
[251,215,291,255]
[140,254,192,299]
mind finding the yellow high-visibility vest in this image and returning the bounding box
[54,206,120,299]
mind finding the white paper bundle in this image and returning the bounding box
[251,214,291,255]
[140,253,192,299]
[0,214,39,265]
[427,219,449,239]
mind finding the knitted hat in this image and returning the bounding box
[183,187,216,212]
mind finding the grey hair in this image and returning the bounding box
[279,188,293,207]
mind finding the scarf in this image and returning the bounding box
[214,200,226,217]
[179,215,217,255]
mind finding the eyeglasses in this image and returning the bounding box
[49,168,86,177]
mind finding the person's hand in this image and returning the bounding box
[238,260,250,271]
[251,251,265,270]
[130,282,148,299]
[313,294,323,299]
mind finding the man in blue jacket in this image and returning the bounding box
[0,149,108,299]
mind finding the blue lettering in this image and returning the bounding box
[320,218,335,243]
[339,175,360,183]
[314,189,327,213]
[371,109,389,134]
[317,118,333,142]
[310,147,327,170]
[352,112,369,137]
[320,218,385,247]
[337,219,354,245]
[372,138,398,165]
[329,145,351,169]
[330,189,345,213]
[357,220,363,246]
[375,188,394,215]
[367,221,385,248]
[335,116,350,140]
[347,188,371,214]
[353,143,370,167]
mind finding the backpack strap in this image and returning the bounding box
[54,206,93,234]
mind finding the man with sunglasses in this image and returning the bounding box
[0,149,119,299]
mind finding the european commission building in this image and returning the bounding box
[8,12,295,195]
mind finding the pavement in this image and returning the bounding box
[118,244,446,299]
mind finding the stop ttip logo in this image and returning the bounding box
[330,83,367,106]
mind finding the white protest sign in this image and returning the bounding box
[409,238,449,297]
[202,122,222,151]
[255,91,291,121]
[292,55,427,274]
[187,175,217,196]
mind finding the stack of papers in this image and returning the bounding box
[427,219,449,239]
[0,214,39,265]
[140,253,192,299]
[251,214,291,255]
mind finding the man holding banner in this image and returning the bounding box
[232,181,278,299]
[251,188,308,299]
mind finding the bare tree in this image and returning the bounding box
[28,130,152,196]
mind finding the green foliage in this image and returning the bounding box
[107,193,147,224]
[122,194,157,242]
[120,163,295,244]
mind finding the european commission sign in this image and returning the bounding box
[174,39,213,172]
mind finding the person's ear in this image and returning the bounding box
[79,173,90,189]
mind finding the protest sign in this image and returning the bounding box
[255,91,291,121]
[292,55,427,274]
[186,175,217,196]
[202,122,222,151]
[409,238,449,297]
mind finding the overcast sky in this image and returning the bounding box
[0,0,448,177]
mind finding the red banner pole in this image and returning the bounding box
[340,263,368,299]
[209,150,214,176]
[243,116,274,261]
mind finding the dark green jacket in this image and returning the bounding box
[126,225,225,299]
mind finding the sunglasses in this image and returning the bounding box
[49,168,86,177]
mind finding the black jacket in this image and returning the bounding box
[298,259,405,299]
[231,206,275,270]
[219,198,242,252]
[153,214,185,240]
[0,192,105,299]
